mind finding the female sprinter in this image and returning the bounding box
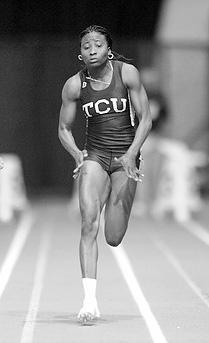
[58,25,152,324]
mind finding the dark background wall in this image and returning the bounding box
[0,0,163,196]
[0,0,162,37]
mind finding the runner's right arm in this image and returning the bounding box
[58,74,87,177]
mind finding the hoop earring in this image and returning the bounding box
[108,53,114,60]
[78,54,83,61]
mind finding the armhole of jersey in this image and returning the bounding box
[79,69,88,92]
[120,61,135,127]
[128,91,135,126]
[117,60,124,85]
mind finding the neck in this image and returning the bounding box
[87,60,112,80]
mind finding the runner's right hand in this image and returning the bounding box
[73,150,88,179]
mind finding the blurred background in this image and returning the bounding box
[0,0,208,221]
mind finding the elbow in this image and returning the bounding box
[58,126,61,141]
[148,117,152,132]
[58,126,64,143]
[146,116,152,134]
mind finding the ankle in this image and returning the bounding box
[82,278,97,301]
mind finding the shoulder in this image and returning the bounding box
[61,73,81,102]
[122,62,139,74]
[121,62,141,88]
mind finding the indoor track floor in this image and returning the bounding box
[0,196,209,343]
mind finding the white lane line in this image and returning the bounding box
[153,238,209,309]
[0,211,34,300]
[110,244,168,343]
[20,231,50,343]
[181,220,209,247]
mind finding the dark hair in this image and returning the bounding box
[79,25,131,62]
[79,25,113,49]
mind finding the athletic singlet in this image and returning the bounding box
[79,60,136,153]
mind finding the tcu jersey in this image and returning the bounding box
[79,60,136,153]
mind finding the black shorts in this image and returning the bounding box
[85,148,140,175]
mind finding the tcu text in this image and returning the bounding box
[82,98,127,117]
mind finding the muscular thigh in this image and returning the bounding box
[104,171,137,244]
[109,171,137,211]
[79,160,111,216]
[105,170,137,230]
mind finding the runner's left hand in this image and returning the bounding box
[114,154,144,182]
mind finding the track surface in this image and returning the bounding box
[0,197,209,343]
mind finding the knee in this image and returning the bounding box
[104,220,126,247]
[81,211,99,240]
[105,234,122,247]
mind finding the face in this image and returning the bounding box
[80,31,110,68]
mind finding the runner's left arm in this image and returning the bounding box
[117,63,152,180]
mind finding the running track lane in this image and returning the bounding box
[0,197,209,342]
